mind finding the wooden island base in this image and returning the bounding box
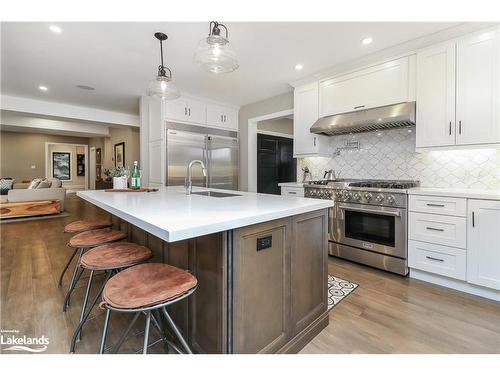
[110,208,329,354]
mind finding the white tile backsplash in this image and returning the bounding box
[298,127,500,189]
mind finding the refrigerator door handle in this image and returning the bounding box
[205,136,211,188]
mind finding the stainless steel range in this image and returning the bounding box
[304,179,419,275]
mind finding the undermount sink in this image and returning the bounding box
[191,191,242,198]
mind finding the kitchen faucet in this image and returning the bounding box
[185,160,207,195]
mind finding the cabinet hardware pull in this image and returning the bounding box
[354,105,365,109]
[426,256,444,262]
[472,211,475,227]
[459,120,462,134]
[221,115,223,122]
[313,137,316,147]
[288,191,297,194]
[184,107,187,116]
[426,203,445,207]
[449,121,452,135]
[426,227,444,232]
[224,115,226,122]
[188,108,191,116]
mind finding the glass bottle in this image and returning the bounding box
[131,161,141,190]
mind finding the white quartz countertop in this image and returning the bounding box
[77,186,333,242]
[407,187,500,201]
[278,182,304,188]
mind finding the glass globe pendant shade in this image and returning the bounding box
[194,34,239,74]
[148,74,180,100]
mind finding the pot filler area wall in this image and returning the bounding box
[298,127,500,190]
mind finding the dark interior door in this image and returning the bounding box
[257,134,297,195]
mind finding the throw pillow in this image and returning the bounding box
[48,178,62,188]
[28,178,42,189]
[0,178,14,195]
[36,179,52,189]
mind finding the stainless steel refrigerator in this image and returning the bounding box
[165,123,239,190]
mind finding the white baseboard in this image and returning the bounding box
[410,269,500,302]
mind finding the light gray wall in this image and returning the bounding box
[257,118,293,135]
[239,92,293,191]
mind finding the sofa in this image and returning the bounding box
[0,178,66,211]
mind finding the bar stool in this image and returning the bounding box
[63,227,126,311]
[59,219,112,288]
[69,242,153,353]
[99,263,197,354]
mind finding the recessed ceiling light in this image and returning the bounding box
[39,85,48,91]
[76,85,95,91]
[362,37,373,45]
[295,64,303,71]
[49,25,62,33]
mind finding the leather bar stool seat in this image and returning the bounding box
[64,219,112,234]
[103,263,198,310]
[69,228,127,248]
[80,242,152,271]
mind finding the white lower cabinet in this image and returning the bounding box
[467,199,500,290]
[409,194,500,300]
[408,240,466,280]
[280,186,304,197]
[409,212,466,249]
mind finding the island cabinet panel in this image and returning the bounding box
[290,210,328,336]
[232,218,292,353]
[231,208,329,354]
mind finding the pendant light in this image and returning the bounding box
[194,21,239,74]
[148,32,180,100]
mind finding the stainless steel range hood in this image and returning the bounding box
[310,102,416,136]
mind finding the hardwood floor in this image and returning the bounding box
[301,257,500,353]
[1,193,499,354]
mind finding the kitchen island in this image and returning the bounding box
[77,186,333,354]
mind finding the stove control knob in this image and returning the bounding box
[364,192,373,202]
[387,195,396,205]
[352,192,361,201]
[375,194,384,203]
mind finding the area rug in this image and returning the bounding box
[328,275,358,310]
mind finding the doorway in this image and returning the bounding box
[257,133,296,195]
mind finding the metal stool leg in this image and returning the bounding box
[63,247,84,311]
[99,309,111,354]
[76,270,94,342]
[69,271,112,353]
[161,306,192,354]
[111,312,141,354]
[58,247,78,287]
[142,311,151,354]
[63,267,84,312]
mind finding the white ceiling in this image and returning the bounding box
[1,22,462,115]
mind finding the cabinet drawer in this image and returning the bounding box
[408,240,466,280]
[281,187,304,197]
[409,195,466,217]
[409,212,466,248]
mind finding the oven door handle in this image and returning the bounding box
[337,205,401,217]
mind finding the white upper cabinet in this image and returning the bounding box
[161,95,238,131]
[319,56,410,117]
[467,199,500,291]
[293,82,329,156]
[206,104,239,131]
[416,42,456,147]
[456,29,500,145]
[416,26,500,148]
[164,96,206,125]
